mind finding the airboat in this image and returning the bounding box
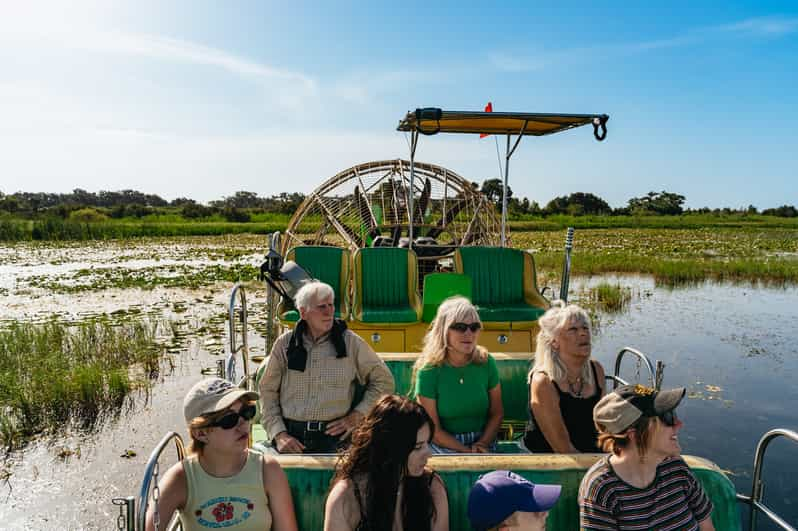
[112,109,797,530]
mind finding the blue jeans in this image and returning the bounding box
[430,431,497,454]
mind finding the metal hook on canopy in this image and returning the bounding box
[592,115,609,141]
[414,108,442,136]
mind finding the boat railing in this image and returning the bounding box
[227,281,252,391]
[736,428,798,531]
[608,346,665,390]
[109,431,185,531]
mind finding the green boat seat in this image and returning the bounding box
[454,247,548,323]
[421,273,473,323]
[352,247,422,324]
[272,454,742,531]
[280,246,351,322]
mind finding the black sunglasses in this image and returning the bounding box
[449,322,482,333]
[659,409,679,427]
[209,404,257,430]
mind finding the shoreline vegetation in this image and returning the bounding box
[0,319,167,450]
[2,212,798,242]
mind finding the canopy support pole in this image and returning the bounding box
[501,121,528,247]
[408,130,419,247]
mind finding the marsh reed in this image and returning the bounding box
[0,319,164,449]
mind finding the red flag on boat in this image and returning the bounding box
[480,101,493,138]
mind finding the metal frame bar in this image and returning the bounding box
[500,121,528,247]
[408,130,419,245]
[111,496,135,530]
[137,432,185,531]
[609,347,664,390]
[737,429,798,531]
[228,282,250,389]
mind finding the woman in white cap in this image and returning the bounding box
[579,384,715,530]
[145,377,298,531]
[467,470,561,530]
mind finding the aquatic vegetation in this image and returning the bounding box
[0,319,167,449]
[24,263,259,293]
[519,227,798,286]
[584,282,632,313]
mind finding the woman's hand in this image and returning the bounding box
[471,442,489,453]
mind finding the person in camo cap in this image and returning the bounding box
[145,377,297,531]
[579,384,715,531]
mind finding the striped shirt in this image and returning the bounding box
[579,455,713,530]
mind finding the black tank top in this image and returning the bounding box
[524,360,602,453]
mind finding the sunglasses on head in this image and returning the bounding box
[449,322,481,333]
[658,409,678,427]
[208,404,257,430]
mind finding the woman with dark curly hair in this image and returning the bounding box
[323,395,449,531]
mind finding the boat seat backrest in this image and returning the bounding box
[352,247,422,323]
[454,247,548,322]
[280,246,351,321]
[273,454,741,531]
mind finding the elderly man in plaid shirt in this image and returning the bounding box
[259,281,395,453]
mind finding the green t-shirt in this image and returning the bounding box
[415,353,500,434]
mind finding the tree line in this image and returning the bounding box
[478,178,797,217]
[0,185,795,221]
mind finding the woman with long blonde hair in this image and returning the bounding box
[524,302,606,453]
[411,296,503,453]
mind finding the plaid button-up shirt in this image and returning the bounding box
[259,327,395,440]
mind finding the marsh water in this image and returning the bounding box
[1,237,797,530]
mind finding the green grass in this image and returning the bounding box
[2,212,797,242]
[584,282,632,312]
[0,319,164,449]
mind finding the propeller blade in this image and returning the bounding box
[427,199,465,239]
[413,177,432,226]
[355,185,380,240]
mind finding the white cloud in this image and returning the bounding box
[487,15,798,73]
[0,13,316,94]
[717,16,798,36]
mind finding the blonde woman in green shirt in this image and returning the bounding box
[412,296,504,453]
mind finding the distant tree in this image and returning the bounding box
[762,205,797,217]
[481,178,512,210]
[170,197,196,207]
[222,207,251,222]
[746,205,758,215]
[544,192,611,216]
[214,191,263,209]
[627,191,686,215]
[182,202,214,219]
[0,195,23,214]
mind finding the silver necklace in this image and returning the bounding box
[567,376,584,398]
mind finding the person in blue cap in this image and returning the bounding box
[467,470,562,530]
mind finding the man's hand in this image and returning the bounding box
[325,411,364,438]
[274,431,305,454]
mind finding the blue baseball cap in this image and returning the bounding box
[467,470,562,530]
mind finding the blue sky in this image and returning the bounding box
[0,1,795,208]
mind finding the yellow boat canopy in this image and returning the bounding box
[397,108,608,140]
[397,107,609,247]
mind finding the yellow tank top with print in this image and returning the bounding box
[179,449,272,531]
